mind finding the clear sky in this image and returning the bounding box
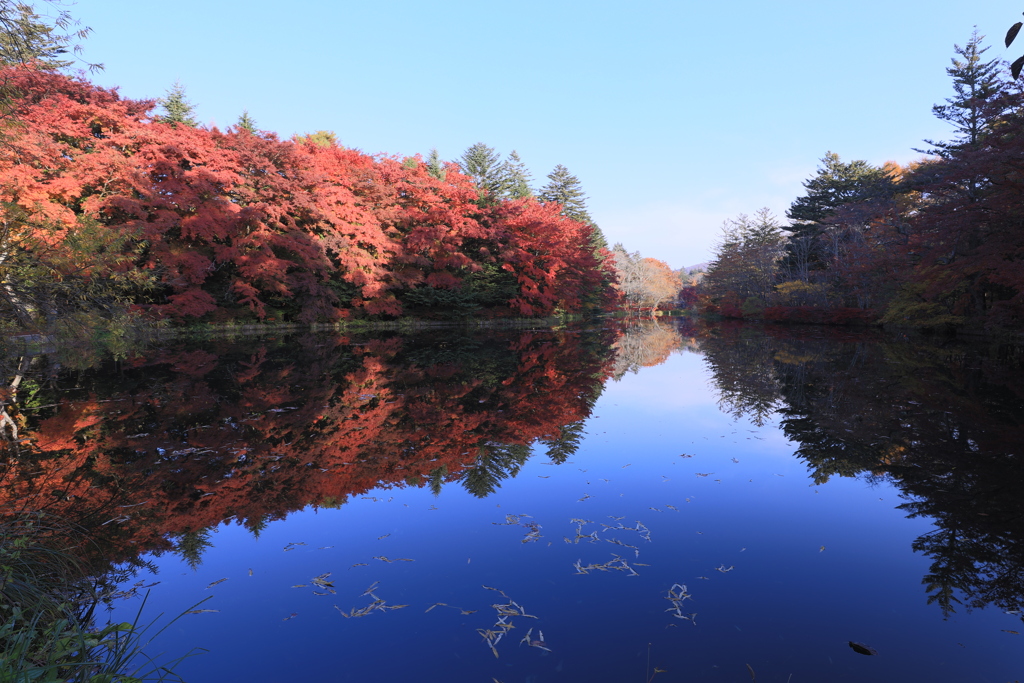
[67,1,1016,269]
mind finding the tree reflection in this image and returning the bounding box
[0,327,618,571]
[699,325,1024,619]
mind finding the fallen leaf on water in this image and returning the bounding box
[291,584,308,588]
[377,534,390,540]
[848,641,878,656]
[205,578,228,589]
[820,546,826,552]
[282,613,298,621]
[247,569,253,576]
[1001,629,1020,634]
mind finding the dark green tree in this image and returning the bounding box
[426,148,446,180]
[919,30,1004,156]
[539,164,592,223]
[538,164,609,253]
[156,80,198,128]
[502,150,533,198]
[786,152,892,240]
[236,109,257,133]
[460,142,507,201]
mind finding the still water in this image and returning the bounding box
[4,322,1023,681]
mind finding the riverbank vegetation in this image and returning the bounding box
[695,30,1024,334]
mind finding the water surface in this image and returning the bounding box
[3,323,1022,682]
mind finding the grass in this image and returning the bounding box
[0,514,203,682]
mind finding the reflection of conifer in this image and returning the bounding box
[460,443,530,498]
[541,421,586,464]
[428,465,448,497]
[174,528,213,571]
[245,514,269,539]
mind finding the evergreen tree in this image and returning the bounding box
[237,109,258,133]
[920,30,1004,156]
[460,142,507,201]
[539,164,608,253]
[539,164,593,223]
[157,80,198,128]
[502,150,533,198]
[426,148,446,180]
[786,152,892,239]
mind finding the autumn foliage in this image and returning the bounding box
[0,329,618,567]
[0,67,615,326]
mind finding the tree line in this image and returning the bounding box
[0,10,630,333]
[696,28,1024,332]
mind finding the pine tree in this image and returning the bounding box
[539,164,608,252]
[426,148,446,180]
[539,164,593,223]
[502,150,533,198]
[237,110,257,133]
[157,80,199,128]
[920,30,1004,156]
[460,142,507,201]
[787,152,892,239]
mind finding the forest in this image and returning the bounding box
[695,30,1024,334]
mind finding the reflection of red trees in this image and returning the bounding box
[0,330,616,564]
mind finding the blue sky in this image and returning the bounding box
[69,1,1016,268]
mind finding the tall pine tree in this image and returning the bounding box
[502,150,533,198]
[236,110,258,133]
[539,164,608,252]
[426,148,447,180]
[923,30,1004,155]
[157,80,199,128]
[460,142,507,202]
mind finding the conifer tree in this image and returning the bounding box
[539,164,592,223]
[157,80,198,128]
[460,142,507,201]
[920,30,1004,156]
[426,148,446,180]
[539,164,608,252]
[237,110,257,133]
[786,152,892,240]
[502,150,533,198]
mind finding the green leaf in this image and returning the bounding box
[1012,54,1024,80]
[1007,22,1023,48]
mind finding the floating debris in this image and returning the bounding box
[205,578,228,589]
[714,565,735,573]
[312,573,334,588]
[520,627,551,652]
[848,641,878,656]
[695,473,713,477]
[476,587,538,658]
[336,583,407,618]
[378,534,391,540]
[664,583,695,623]
[573,553,640,576]
[282,613,298,621]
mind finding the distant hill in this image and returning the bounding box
[683,262,708,274]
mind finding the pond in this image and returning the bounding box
[2,321,1022,682]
